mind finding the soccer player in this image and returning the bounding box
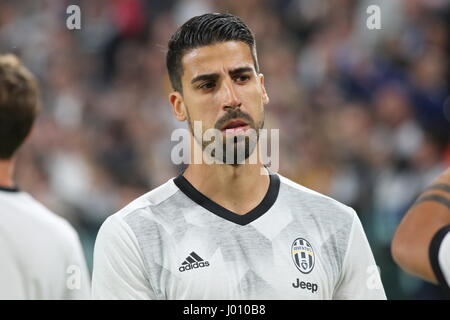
[0,54,90,299]
[392,168,450,298]
[92,13,386,300]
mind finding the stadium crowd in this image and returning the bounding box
[0,0,449,299]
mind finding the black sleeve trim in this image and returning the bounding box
[429,224,450,298]
[0,185,20,192]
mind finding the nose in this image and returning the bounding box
[222,78,241,110]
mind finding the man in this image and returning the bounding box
[392,168,450,298]
[92,13,386,299]
[0,54,90,299]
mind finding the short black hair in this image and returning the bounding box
[166,13,259,93]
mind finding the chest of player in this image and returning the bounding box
[153,231,336,300]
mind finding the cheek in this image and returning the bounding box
[244,82,264,102]
[184,98,219,129]
[243,86,265,113]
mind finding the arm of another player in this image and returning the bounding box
[391,168,450,288]
[333,209,387,300]
[91,214,157,299]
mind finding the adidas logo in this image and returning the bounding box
[179,251,210,272]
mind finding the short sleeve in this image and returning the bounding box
[333,211,387,300]
[91,215,157,300]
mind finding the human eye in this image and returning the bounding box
[234,74,251,84]
[199,81,216,90]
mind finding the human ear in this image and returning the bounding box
[259,73,269,105]
[169,91,187,121]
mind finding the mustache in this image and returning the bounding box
[214,109,255,130]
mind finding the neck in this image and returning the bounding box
[0,159,15,188]
[183,159,270,215]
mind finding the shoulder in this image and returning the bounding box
[277,174,357,222]
[0,191,81,250]
[98,178,179,237]
[31,195,82,247]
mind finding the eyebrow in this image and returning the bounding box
[229,66,254,77]
[190,66,254,85]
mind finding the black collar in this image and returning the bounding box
[0,185,20,193]
[173,173,280,226]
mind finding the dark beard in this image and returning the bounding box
[187,108,264,165]
[214,109,263,165]
[211,134,255,165]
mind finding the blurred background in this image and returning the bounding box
[0,0,449,299]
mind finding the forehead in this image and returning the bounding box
[181,41,255,80]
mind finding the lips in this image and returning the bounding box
[221,119,248,131]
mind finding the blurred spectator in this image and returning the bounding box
[0,0,448,298]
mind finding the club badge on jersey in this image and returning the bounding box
[291,238,315,274]
[291,238,319,294]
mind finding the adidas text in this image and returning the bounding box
[179,261,210,272]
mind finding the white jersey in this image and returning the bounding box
[430,225,450,297]
[0,187,91,299]
[92,173,386,300]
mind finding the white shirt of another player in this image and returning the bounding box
[431,227,450,295]
[440,233,450,286]
[0,189,91,299]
